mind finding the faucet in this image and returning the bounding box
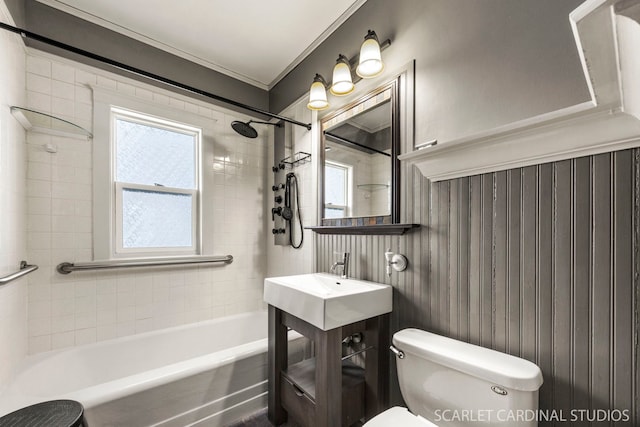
[330,252,350,278]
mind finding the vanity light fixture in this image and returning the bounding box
[356,30,384,78]
[330,54,355,96]
[307,74,330,110]
[306,29,390,111]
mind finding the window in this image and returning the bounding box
[324,161,351,218]
[93,88,215,260]
[112,108,200,256]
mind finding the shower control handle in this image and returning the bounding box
[272,184,285,192]
[272,228,285,234]
[272,207,282,221]
[274,195,283,204]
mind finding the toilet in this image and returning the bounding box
[364,329,543,426]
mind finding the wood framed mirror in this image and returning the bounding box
[319,79,400,227]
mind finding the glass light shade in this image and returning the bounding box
[356,37,384,78]
[307,79,329,110]
[330,58,355,96]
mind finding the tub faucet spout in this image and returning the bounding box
[330,252,350,278]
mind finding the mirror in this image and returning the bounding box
[320,80,399,226]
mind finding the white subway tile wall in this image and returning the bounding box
[370,153,391,215]
[24,50,268,354]
[0,6,28,384]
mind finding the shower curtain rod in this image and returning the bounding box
[0,22,312,130]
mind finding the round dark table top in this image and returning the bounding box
[0,400,84,427]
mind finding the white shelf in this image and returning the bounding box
[357,183,389,191]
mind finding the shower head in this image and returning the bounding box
[231,120,282,139]
[231,120,258,138]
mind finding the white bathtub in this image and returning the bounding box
[0,311,308,426]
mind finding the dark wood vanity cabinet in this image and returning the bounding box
[268,306,389,427]
[280,358,365,427]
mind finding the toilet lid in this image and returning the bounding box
[364,407,438,427]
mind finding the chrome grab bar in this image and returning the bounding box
[57,255,233,275]
[0,261,39,285]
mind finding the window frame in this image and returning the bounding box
[93,86,215,261]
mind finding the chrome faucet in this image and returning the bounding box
[330,252,350,278]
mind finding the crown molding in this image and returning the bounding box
[268,0,368,89]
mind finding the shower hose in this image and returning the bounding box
[284,172,303,249]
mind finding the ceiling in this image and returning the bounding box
[36,0,366,90]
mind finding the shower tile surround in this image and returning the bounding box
[23,51,269,354]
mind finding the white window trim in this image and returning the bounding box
[92,86,217,261]
[111,107,201,257]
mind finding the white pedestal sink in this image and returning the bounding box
[263,273,392,330]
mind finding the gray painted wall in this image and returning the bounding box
[271,0,590,146]
[3,0,24,26]
[316,149,639,426]
[11,0,269,114]
[305,4,637,422]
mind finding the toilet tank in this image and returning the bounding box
[393,329,543,427]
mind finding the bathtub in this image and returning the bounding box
[0,311,309,426]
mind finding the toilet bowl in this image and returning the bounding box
[364,329,543,427]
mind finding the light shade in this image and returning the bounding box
[307,74,329,110]
[330,54,355,96]
[356,30,384,78]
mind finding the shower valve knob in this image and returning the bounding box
[272,228,285,234]
[272,184,284,192]
[274,195,283,204]
[271,207,282,221]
